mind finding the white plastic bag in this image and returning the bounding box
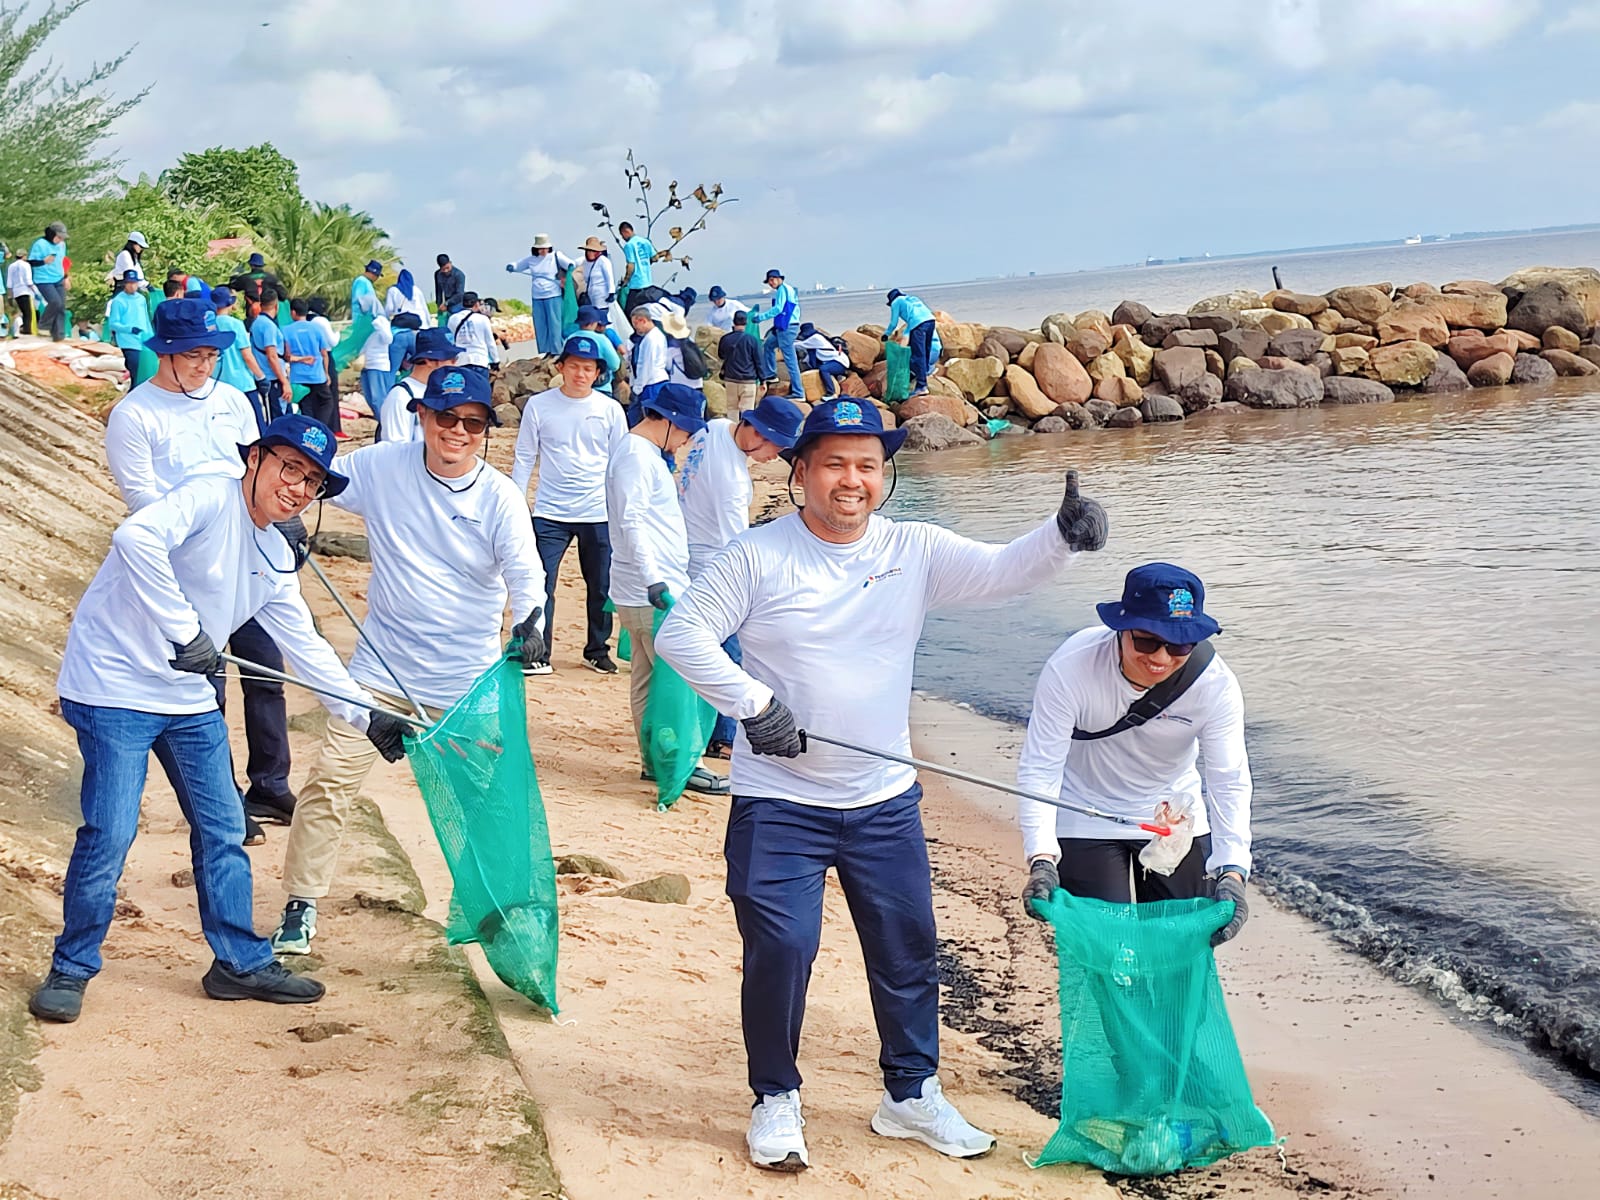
[1137,800,1196,876]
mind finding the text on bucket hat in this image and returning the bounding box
[409,326,460,361]
[781,398,907,463]
[121,269,141,282]
[411,367,500,424]
[144,297,236,355]
[238,415,350,499]
[641,382,707,435]
[1095,563,1222,644]
[740,394,804,450]
[559,332,607,362]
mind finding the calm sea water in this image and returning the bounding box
[888,377,1600,1083]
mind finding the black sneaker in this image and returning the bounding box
[29,969,88,1023]
[202,959,325,1005]
[522,658,554,676]
[243,815,266,846]
[245,790,297,825]
[584,652,619,675]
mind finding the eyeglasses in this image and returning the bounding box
[432,410,489,435]
[176,348,220,366]
[265,449,328,497]
[1128,632,1197,657]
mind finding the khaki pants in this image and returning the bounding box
[616,606,658,768]
[281,689,439,899]
[725,380,760,411]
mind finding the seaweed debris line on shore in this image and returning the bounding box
[489,265,1597,454]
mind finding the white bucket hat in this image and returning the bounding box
[532,233,553,250]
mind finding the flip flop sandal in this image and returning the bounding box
[684,767,730,795]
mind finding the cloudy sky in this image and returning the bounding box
[49,0,1600,295]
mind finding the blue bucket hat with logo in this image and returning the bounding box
[410,366,500,424]
[780,398,907,463]
[1096,563,1221,644]
[558,332,608,362]
[144,297,236,354]
[237,415,350,498]
[409,326,460,362]
[740,394,804,450]
[641,382,707,434]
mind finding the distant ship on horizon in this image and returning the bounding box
[1404,234,1423,245]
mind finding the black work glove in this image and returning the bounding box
[1023,857,1060,921]
[169,631,220,675]
[366,710,410,763]
[1055,469,1108,552]
[274,516,310,569]
[646,582,673,611]
[1211,873,1249,947]
[742,698,802,757]
[510,608,545,666]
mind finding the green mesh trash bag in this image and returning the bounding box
[639,605,717,812]
[603,598,631,662]
[331,305,375,374]
[884,339,911,404]
[560,269,578,335]
[404,653,560,1012]
[1030,891,1274,1176]
[133,291,163,385]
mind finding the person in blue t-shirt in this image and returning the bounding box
[211,287,267,428]
[27,221,68,341]
[284,299,339,433]
[250,288,293,418]
[746,268,803,401]
[105,271,151,378]
[884,289,938,398]
[618,221,656,294]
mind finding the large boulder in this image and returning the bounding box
[1542,325,1581,353]
[1172,372,1223,412]
[976,335,1011,365]
[1466,352,1515,387]
[942,355,1004,402]
[899,413,984,452]
[1325,285,1392,325]
[1224,366,1323,408]
[1321,377,1395,405]
[896,392,981,425]
[1419,354,1470,394]
[1140,394,1185,423]
[1094,376,1142,407]
[1152,346,1207,393]
[987,327,1032,357]
[1511,353,1557,385]
[1217,327,1270,364]
[1052,401,1098,429]
[1189,289,1263,315]
[1266,328,1327,363]
[864,359,888,399]
[1334,332,1378,350]
[1018,341,1040,371]
[841,330,882,372]
[702,377,728,416]
[1428,291,1507,331]
[1032,343,1094,406]
[1040,312,1075,344]
[1375,302,1449,347]
[840,372,870,399]
[936,319,986,359]
[1105,406,1143,428]
[1111,300,1153,328]
[1361,340,1437,387]
[1073,311,1114,343]
[1031,415,1069,434]
[1541,348,1600,377]
[1257,310,1314,335]
[1446,329,1519,368]
[1500,266,1600,327]
[1442,279,1501,297]
[1329,345,1369,375]
[1086,352,1126,383]
[1266,289,1329,316]
[1004,364,1055,419]
[1188,313,1239,335]
[1111,328,1155,384]
[1162,328,1218,350]
[1064,327,1110,365]
[1504,280,1589,338]
[1140,314,1191,345]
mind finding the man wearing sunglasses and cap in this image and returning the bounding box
[271,367,546,956]
[32,416,396,1024]
[655,398,1108,1171]
[1017,564,1251,942]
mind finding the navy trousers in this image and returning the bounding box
[212,617,293,802]
[907,320,936,391]
[532,517,613,660]
[724,784,937,1102]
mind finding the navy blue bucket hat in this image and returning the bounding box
[238,415,350,498]
[410,326,460,362]
[740,394,804,449]
[145,297,236,354]
[1097,563,1222,643]
[781,398,906,463]
[641,382,707,434]
[886,288,903,305]
[412,366,500,424]
[558,332,608,362]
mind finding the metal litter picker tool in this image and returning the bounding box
[303,556,429,723]
[217,654,428,729]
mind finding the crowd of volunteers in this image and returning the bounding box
[24,227,1254,1177]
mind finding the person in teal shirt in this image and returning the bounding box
[27,221,68,341]
[566,305,623,394]
[106,271,150,378]
[747,268,803,400]
[884,289,938,398]
[619,221,656,292]
[250,288,292,419]
[210,287,267,428]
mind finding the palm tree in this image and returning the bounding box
[245,197,395,316]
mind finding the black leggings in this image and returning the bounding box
[1057,834,1214,904]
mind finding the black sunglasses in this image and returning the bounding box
[432,410,489,434]
[1128,632,1197,657]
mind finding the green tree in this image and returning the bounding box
[160,143,300,229]
[0,0,145,245]
[245,196,395,317]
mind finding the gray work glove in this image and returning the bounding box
[743,698,802,757]
[1211,873,1249,947]
[366,710,410,763]
[510,608,545,667]
[274,516,310,569]
[1055,470,1108,552]
[1023,858,1060,920]
[169,631,220,675]
[646,582,673,611]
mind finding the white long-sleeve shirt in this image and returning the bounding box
[448,309,499,368]
[385,283,432,328]
[511,385,627,521]
[605,433,691,607]
[329,441,544,708]
[104,379,260,513]
[1015,626,1252,874]
[508,251,576,301]
[583,255,615,308]
[57,475,373,727]
[630,327,669,391]
[6,257,38,300]
[676,419,751,578]
[379,376,424,443]
[655,514,1074,808]
[704,300,748,333]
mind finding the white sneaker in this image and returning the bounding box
[747,1090,809,1172]
[521,659,554,676]
[870,1076,996,1159]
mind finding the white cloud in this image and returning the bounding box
[294,71,404,145]
[518,149,585,189]
[1545,2,1600,33]
[321,170,394,209]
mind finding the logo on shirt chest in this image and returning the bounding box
[861,567,903,589]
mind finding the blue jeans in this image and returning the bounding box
[360,368,392,421]
[53,701,276,980]
[532,296,563,356]
[762,326,803,398]
[533,517,613,660]
[724,784,937,1101]
[387,327,417,373]
[817,360,848,397]
[908,320,936,391]
[710,634,741,747]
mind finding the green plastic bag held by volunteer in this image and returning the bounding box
[884,339,911,405]
[403,652,560,1012]
[132,291,163,385]
[603,598,631,662]
[639,604,717,811]
[560,269,578,337]
[1029,890,1274,1177]
[331,305,375,374]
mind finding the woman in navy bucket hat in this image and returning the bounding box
[1018,561,1252,948]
